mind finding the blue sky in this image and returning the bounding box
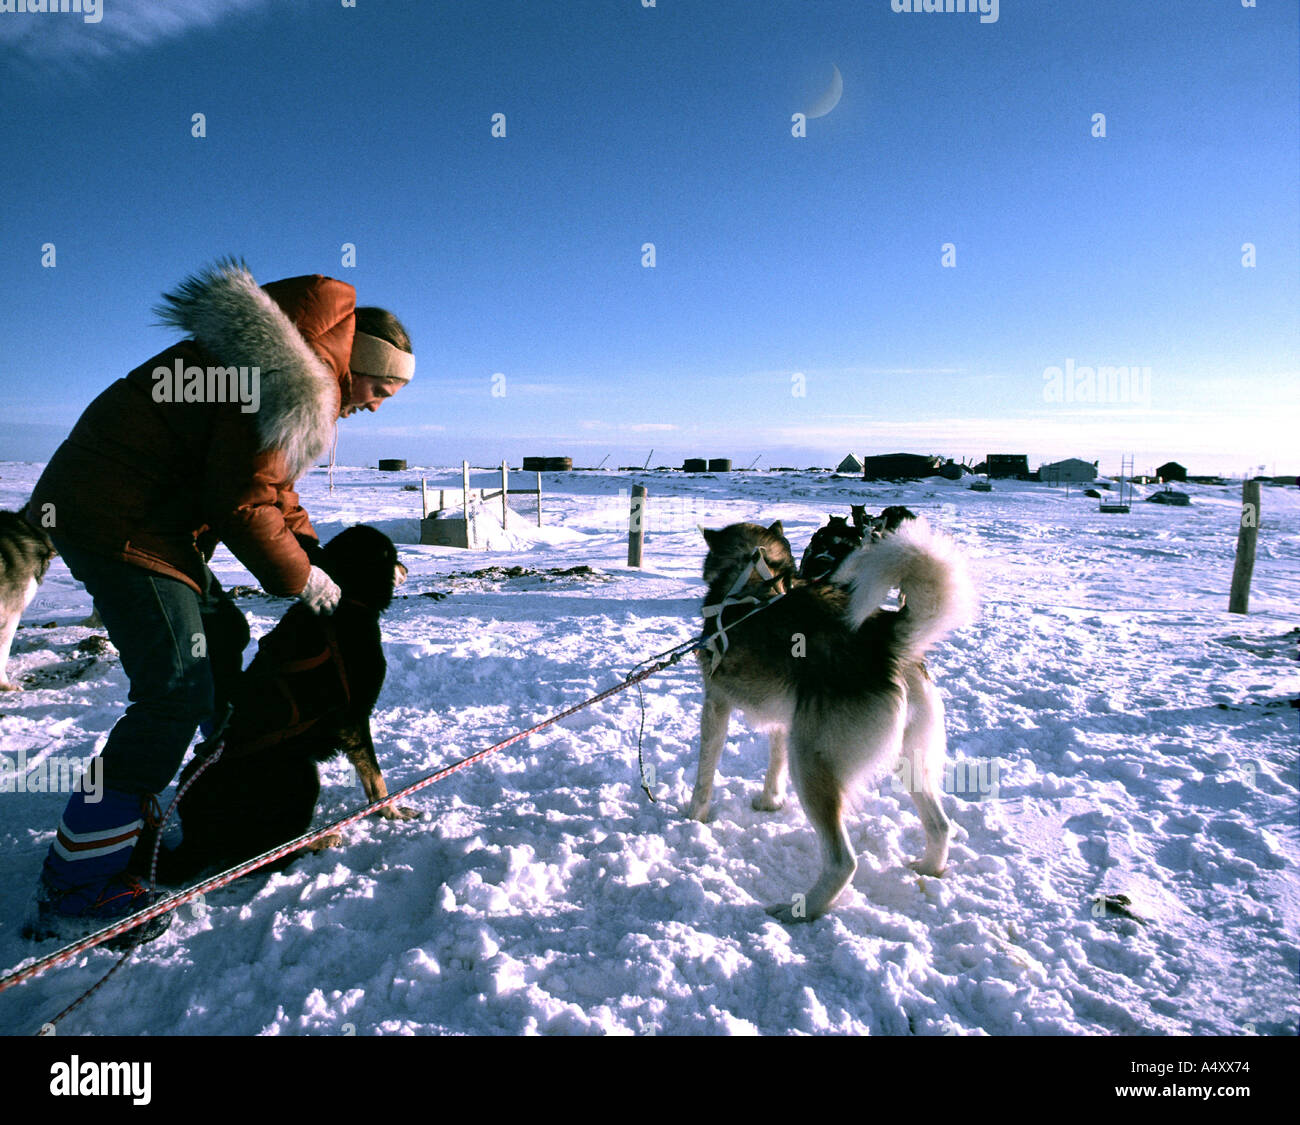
[1,0,1296,478]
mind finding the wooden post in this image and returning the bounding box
[501,459,509,530]
[536,471,542,527]
[462,460,473,548]
[420,477,428,519]
[1228,479,1261,614]
[627,484,647,567]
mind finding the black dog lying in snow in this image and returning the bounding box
[154,525,417,883]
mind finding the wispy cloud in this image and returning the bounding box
[426,379,578,399]
[0,0,282,64]
[580,420,678,433]
[855,368,969,377]
[637,365,972,385]
[350,423,448,438]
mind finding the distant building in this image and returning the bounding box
[1157,461,1187,482]
[836,453,863,474]
[862,453,943,481]
[986,454,1029,479]
[1039,458,1098,483]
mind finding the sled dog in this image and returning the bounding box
[0,509,57,691]
[153,525,416,882]
[690,516,975,921]
[798,515,864,583]
[802,506,919,583]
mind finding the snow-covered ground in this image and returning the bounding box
[0,461,1296,1035]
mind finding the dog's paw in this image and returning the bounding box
[751,792,786,812]
[765,901,814,925]
[379,805,419,821]
[0,680,22,692]
[306,833,344,853]
[684,799,711,823]
[909,857,947,878]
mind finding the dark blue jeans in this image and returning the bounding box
[53,541,245,796]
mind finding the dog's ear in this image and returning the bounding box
[296,533,328,572]
[767,520,785,538]
[699,526,722,549]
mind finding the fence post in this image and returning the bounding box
[462,460,474,548]
[501,459,509,530]
[627,484,647,567]
[536,471,542,527]
[1228,479,1261,614]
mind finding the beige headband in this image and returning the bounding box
[350,331,415,383]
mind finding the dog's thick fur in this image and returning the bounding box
[0,510,57,691]
[154,525,414,882]
[689,517,975,922]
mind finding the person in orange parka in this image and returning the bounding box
[23,259,415,944]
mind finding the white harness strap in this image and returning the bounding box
[702,548,785,672]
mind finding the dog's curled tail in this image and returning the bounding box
[840,518,977,661]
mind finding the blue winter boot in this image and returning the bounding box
[25,786,172,948]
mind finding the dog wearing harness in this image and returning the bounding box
[702,538,790,672]
[797,515,864,584]
[689,515,976,922]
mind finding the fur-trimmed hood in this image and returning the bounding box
[30,263,358,597]
[155,259,346,481]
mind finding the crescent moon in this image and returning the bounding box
[805,64,843,119]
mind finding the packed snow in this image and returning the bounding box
[0,461,1296,1035]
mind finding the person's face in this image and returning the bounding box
[343,374,402,416]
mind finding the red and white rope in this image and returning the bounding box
[0,648,695,999]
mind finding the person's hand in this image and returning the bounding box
[298,566,341,615]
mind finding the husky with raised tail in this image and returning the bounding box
[0,510,57,691]
[689,516,976,922]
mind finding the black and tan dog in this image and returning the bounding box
[154,525,416,882]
